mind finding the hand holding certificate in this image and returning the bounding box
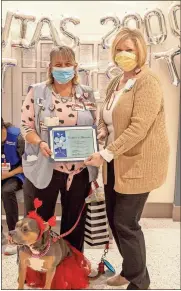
[48,126,98,162]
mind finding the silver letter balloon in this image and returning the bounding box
[153,46,181,87]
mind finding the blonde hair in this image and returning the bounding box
[112,27,147,68]
[46,46,79,85]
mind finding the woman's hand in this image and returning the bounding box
[39,141,52,158]
[97,129,107,145]
[84,152,104,167]
[1,171,10,180]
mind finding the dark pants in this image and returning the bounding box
[2,177,22,231]
[104,161,150,290]
[23,169,91,252]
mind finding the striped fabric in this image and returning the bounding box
[84,201,109,246]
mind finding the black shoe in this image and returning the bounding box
[127,283,140,290]
[127,283,150,290]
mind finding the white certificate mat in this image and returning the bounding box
[49,126,98,162]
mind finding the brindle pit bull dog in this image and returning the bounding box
[9,218,71,290]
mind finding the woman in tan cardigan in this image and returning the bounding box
[85,28,170,290]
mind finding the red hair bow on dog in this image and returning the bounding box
[27,198,56,240]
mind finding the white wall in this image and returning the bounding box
[2,1,180,203]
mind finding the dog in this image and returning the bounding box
[9,217,72,290]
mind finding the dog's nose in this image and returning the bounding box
[9,230,16,236]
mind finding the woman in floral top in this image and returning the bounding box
[21,46,97,252]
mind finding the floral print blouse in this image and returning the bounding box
[21,88,86,190]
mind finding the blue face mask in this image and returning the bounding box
[52,66,75,84]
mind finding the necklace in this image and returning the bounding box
[52,84,74,103]
[61,96,73,103]
[106,93,115,111]
[30,238,51,258]
[106,84,124,111]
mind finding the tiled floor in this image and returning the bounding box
[1,219,180,290]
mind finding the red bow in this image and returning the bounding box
[27,198,56,240]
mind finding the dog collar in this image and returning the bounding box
[30,238,51,258]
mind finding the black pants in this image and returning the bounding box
[2,177,22,231]
[23,169,91,252]
[105,161,150,290]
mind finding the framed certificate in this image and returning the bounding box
[22,48,37,68]
[79,44,94,64]
[97,44,110,69]
[48,126,98,162]
[22,72,37,96]
[40,43,54,68]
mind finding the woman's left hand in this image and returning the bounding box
[84,153,104,167]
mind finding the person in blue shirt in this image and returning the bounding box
[1,118,25,255]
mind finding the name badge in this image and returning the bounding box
[72,103,85,111]
[40,121,48,131]
[84,101,97,111]
[44,117,59,126]
[2,163,11,172]
[27,155,38,162]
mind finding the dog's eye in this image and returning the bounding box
[22,227,28,233]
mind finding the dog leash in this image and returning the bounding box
[27,183,113,279]
[52,203,86,242]
[51,181,114,280]
[52,181,99,242]
[28,207,86,258]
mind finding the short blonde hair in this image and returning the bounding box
[112,27,147,68]
[46,46,79,85]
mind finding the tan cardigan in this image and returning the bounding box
[98,66,170,194]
